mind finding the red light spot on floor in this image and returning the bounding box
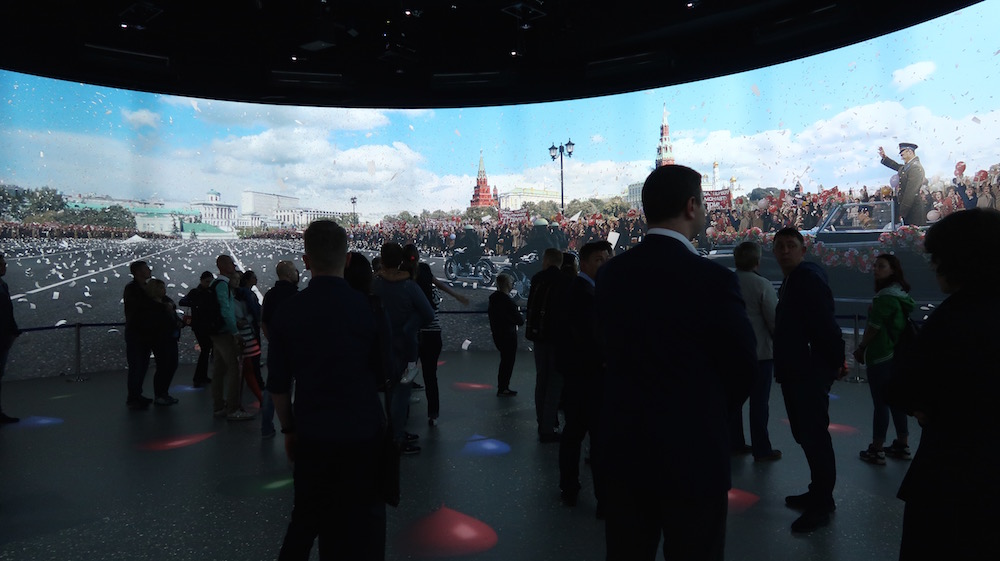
[780,419,859,434]
[139,432,217,451]
[451,382,494,391]
[398,506,498,556]
[437,360,446,366]
[827,423,859,434]
[727,488,760,513]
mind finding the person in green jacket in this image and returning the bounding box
[853,254,916,465]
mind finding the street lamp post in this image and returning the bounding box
[350,196,357,225]
[548,139,574,216]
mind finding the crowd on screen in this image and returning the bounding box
[0,221,171,240]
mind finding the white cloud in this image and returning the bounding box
[4,100,999,222]
[591,134,605,144]
[892,61,936,91]
[161,95,393,131]
[122,108,160,130]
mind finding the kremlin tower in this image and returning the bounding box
[655,104,675,168]
[470,151,500,208]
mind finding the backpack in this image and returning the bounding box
[192,279,227,335]
[887,315,921,410]
[892,316,920,360]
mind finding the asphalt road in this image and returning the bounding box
[3,237,942,381]
[2,238,513,381]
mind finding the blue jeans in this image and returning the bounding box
[150,337,179,397]
[866,360,908,444]
[729,359,776,457]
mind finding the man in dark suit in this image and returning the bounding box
[558,240,612,511]
[268,220,385,560]
[595,165,757,561]
[525,247,567,442]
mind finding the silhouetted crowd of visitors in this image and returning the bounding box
[5,156,998,560]
[100,191,998,560]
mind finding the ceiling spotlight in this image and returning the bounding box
[510,49,521,57]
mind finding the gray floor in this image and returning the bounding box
[0,351,915,561]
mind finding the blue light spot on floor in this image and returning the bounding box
[16,416,65,427]
[462,438,511,456]
[170,384,204,393]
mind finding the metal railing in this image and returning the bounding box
[837,313,866,383]
[19,322,125,382]
[8,299,935,383]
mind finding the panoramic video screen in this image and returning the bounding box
[1,2,997,378]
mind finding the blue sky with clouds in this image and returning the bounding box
[1,2,997,221]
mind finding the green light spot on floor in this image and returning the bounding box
[263,478,293,490]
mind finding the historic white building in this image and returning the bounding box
[241,191,300,218]
[191,190,239,231]
[497,186,561,210]
[65,193,200,234]
[273,207,347,228]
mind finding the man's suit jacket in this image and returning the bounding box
[595,234,757,498]
[558,275,601,383]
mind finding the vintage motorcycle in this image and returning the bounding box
[443,247,497,286]
[496,250,541,300]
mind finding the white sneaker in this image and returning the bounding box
[400,362,419,384]
[227,409,255,421]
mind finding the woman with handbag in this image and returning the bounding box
[400,244,469,427]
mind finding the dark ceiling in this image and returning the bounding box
[0,1,981,109]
